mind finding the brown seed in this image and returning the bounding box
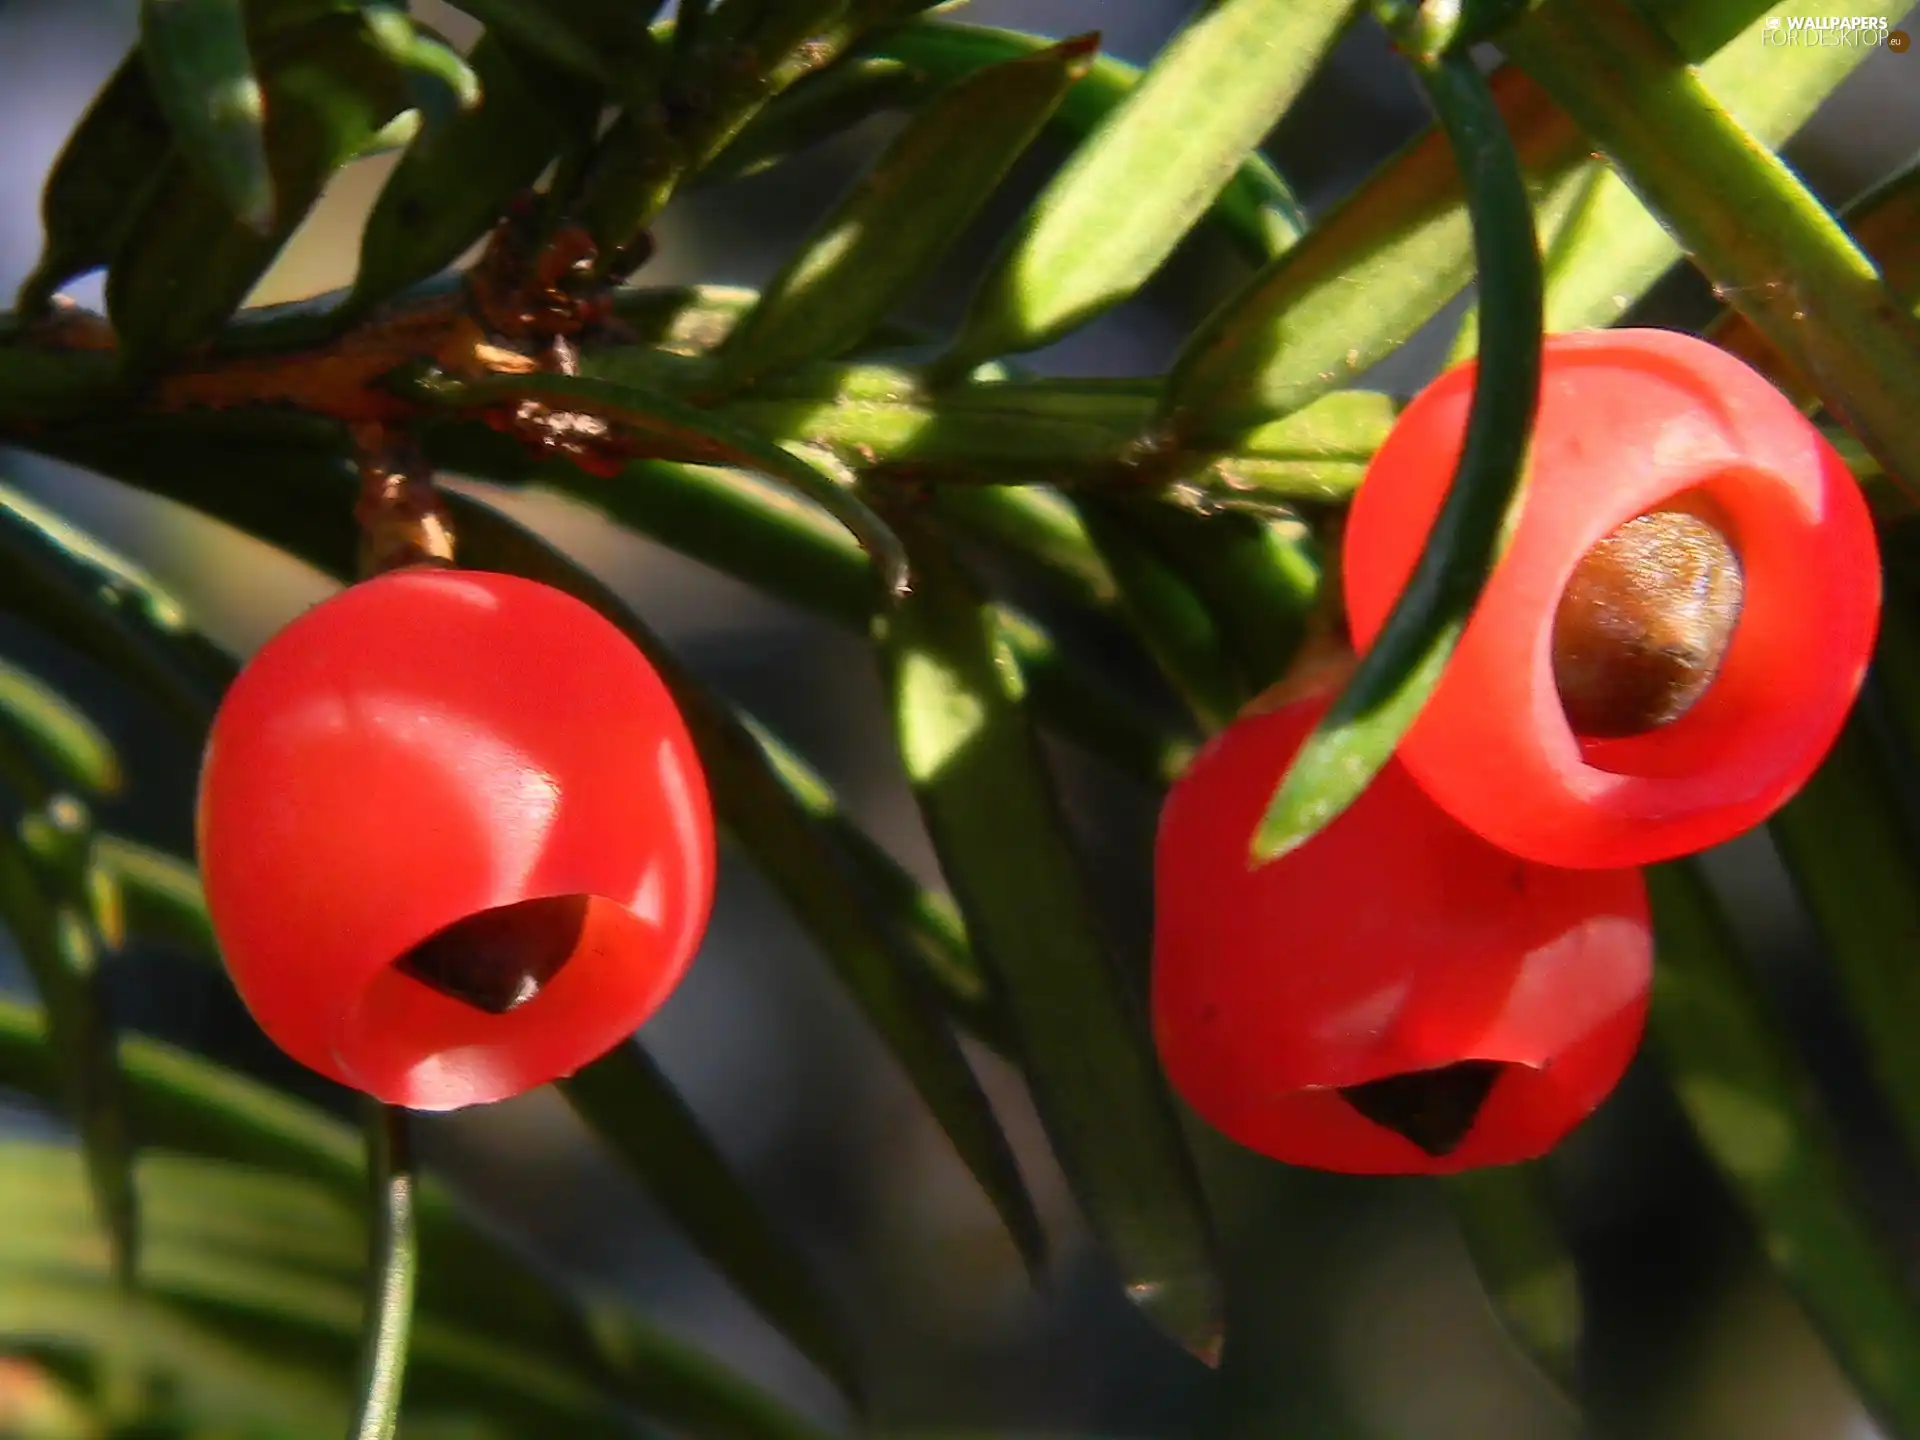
[1552,509,1744,740]
[1337,1060,1507,1158]
[393,895,590,1015]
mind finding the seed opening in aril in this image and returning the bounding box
[393,894,592,1015]
[1552,507,1745,740]
[1337,1060,1509,1157]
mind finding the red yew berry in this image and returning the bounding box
[1344,327,1881,869]
[1152,695,1650,1175]
[196,568,715,1111]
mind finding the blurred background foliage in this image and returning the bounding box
[0,1,1918,1437]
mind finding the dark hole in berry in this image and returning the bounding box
[1337,1060,1507,1158]
[1552,509,1744,740]
[392,895,589,1016]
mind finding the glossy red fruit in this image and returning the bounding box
[196,568,715,1111]
[1345,327,1881,869]
[1153,695,1651,1175]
